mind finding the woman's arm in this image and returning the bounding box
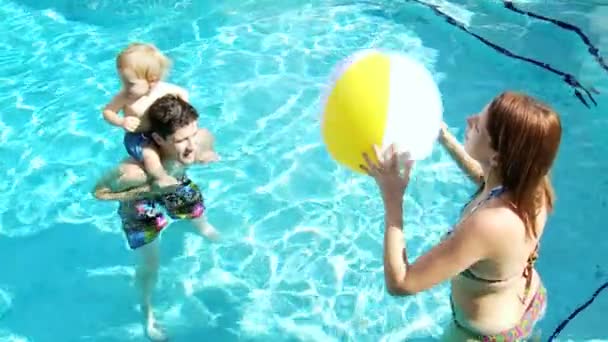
[439,122,484,185]
[383,200,408,294]
[360,145,493,296]
[383,199,497,296]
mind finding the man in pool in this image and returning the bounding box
[93,94,219,341]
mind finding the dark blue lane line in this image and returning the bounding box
[548,281,608,341]
[410,0,598,108]
[503,0,608,74]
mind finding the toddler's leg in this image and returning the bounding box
[141,147,178,191]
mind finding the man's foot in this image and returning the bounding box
[144,308,168,341]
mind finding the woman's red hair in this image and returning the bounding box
[486,91,562,238]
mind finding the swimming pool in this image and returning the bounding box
[1,0,607,340]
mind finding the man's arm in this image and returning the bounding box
[195,128,219,163]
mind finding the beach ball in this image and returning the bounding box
[321,49,443,173]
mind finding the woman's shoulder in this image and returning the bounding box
[464,204,525,244]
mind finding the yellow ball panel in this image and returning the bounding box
[321,52,391,173]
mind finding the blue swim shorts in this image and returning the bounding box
[123,132,151,162]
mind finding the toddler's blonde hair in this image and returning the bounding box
[116,42,171,82]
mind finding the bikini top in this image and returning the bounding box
[446,185,539,300]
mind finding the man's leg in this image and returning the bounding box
[191,216,219,241]
[135,240,167,341]
[160,178,219,241]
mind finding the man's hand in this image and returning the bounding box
[152,176,180,193]
[197,150,220,164]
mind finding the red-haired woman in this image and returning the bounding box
[361,91,562,341]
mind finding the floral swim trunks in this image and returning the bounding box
[118,177,205,249]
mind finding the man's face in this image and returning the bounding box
[156,120,199,165]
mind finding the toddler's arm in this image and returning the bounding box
[102,92,127,127]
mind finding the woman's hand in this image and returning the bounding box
[438,121,449,142]
[360,144,414,205]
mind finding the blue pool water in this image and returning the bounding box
[1,0,607,341]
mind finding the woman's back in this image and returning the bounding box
[450,192,548,335]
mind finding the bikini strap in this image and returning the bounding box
[454,185,506,232]
[468,185,505,214]
[522,242,540,302]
